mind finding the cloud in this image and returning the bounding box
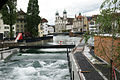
[17,0,104,25]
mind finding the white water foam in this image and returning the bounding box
[38,48,67,52]
[3,59,69,80]
[11,67,37,80]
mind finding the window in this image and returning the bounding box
[21,25,23,28]
[21,29,23,32]
[17,25,19,28]
[4,31,9,37]
[17,29,19,32]
[84,24,86,27]
[90,21,94,25]
[4,26,9,29]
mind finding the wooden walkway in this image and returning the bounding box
[71,43,107,80]
[9,45,75,49]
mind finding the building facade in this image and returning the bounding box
[73,13,88,32]
[38,23,43,37]
[0,13,16,38]
[48,25,54,34]
[16,9,26,36]
[55,11,89,33]
[88,15,99,34]
[55,10,74,33]
[38,18,49,37]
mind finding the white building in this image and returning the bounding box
[42,23,48,36]
[89,20,98,33]
[66,24,73,31]
[38,18,49,36]
[48,25,54,34]
[55,10,74,33]
[0,13,16,38]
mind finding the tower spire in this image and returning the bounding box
[55,11,59,15]
[63,9,67,14]
[63,9,67,19]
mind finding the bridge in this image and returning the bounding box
[9,45,75,49]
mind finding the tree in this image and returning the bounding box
[97,0,120,34]
[25,0,41,37]
[0,0,9,10]
[0,0,17,38]
[95,0,120,80]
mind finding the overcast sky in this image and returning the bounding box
[17,0,104,25]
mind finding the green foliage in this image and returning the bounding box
[100,0,119,11]
[84,32,90,44]
[96,0,120,73]
[96,9,113,34]
[1,0,17,38]
[96,0,120,35]
[25,0,41,37]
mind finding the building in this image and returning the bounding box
[83,16,89,32]
[55,10,89,33]
[88,20,97,33]
[48,25,55,34]
[38,18,48,37]
[73,13,88,32]
[0,13,16,38]
[16,9,26,36]
[55,10,74,33]
[38,24,43,37]
[88,15,99,34]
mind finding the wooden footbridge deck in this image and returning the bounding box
[9,45,75,49]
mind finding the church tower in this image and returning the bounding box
[55,11,59,20]
[63,9,67,20]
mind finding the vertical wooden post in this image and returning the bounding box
[72,71,74,80]
[110,59,113,80]
[1,52,3,60]
[1,41,4,60]
[67,48,72,80]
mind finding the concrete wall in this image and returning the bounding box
[0,42,21,48]
[94,36,120,70]
[0,48,19,60]
[25,38,53,46]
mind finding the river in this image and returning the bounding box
[0,35,81,80]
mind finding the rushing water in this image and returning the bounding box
[0,35,81,80]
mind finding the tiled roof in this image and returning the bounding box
[41,18,48,23]
[87,16,92,21]
[18,9,26,15]
[77,15,83,19]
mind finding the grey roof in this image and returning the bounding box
[67,18,74,25]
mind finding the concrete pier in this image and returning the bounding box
[0,48,19,61]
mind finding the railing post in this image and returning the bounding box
[1,52,3,60]
[110,59,113,80]
[67,48,72,80]
[1,41,4,60]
